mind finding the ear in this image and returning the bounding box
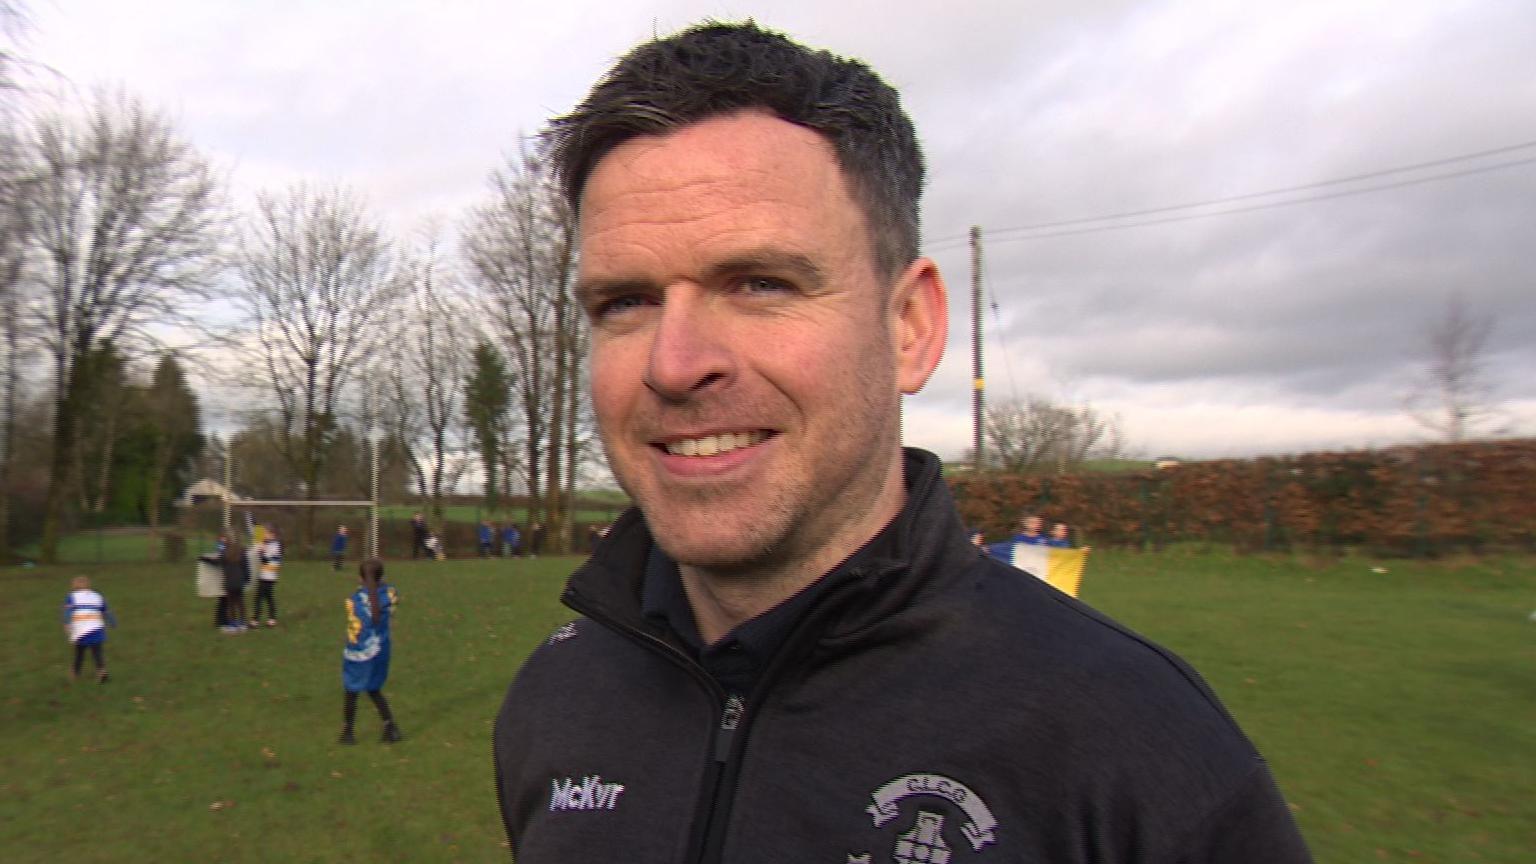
[889,257,949,394]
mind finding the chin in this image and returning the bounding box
[648,521,776,572]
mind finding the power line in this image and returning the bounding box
[983,156,1536,244]
[924,138,1536,251]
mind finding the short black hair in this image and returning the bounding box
[546,20,924,281]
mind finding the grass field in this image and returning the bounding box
[2,548,1533,862]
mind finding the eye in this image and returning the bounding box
[590,294,654,320]
[738,276,793,296]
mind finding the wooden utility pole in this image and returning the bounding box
[971,226,985,472]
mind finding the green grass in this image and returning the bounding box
[14,530,164,564]
[3,547,1534,861]
[1080,550,1536,863]
[1,555,578,863]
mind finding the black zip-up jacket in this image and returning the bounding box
[494,449,1312,863]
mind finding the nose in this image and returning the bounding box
[643,288,733,401]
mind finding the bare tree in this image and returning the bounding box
[24,92,225,562]
[1405,293,1504,443]
[238,184,402,544]
[0,124,30,556]
[984,396,1123,474]
[385,232,470,517]
[462,138,583,549]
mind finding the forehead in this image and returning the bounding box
[577,112,869,273]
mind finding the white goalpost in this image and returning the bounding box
[219,428,388,559]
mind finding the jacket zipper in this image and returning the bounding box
[561,592,735,863]
[562,565,884,863]
[691,694,746,863]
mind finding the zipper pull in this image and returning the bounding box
[714,694,744,762]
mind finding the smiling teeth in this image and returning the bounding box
[665,431,766,457]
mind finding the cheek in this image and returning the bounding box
[589,341,639,430]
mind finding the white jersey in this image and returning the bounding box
[259,538,283,581]
[65,589,108,642]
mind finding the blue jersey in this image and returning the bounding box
[343,582,397,692]
[331,532,349,555]
[985,533,1045,563]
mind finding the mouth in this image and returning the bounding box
[656,430,773,457]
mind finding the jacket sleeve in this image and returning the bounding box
[1173,763,1312,864]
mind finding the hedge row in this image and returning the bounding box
[949,439,1536,556]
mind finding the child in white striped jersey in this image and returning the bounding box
[63,576,117,683]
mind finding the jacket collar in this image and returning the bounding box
[562,447,976,642]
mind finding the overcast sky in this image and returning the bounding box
[17,0,1536,461]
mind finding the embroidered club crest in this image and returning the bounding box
[851,773,998,862]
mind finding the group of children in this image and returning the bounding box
[205,525,285,634]
[974,513,1086,553]
[475,519,546,559]
[65,522,403,745]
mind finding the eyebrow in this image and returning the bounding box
[575,249,828,306]
[704,250,826,289]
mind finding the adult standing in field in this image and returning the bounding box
[493,21,1311,862]
[219,540,250,634]
[251,524,283,627]
[501,522,521,558]
[410,512,431,559]
[528,522,545,558]
[201,534,230,628]
[339,558,403,744]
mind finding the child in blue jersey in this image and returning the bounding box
[339,558,403,744]
[330,525,349,571]
[1044,522,1072,548]
[63,576,117,683]
[478,521,495,557]
[985,513,1048,564]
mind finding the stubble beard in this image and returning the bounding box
[606,368,902,586]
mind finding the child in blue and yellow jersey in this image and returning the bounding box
[63,576,117,683]
[339,559,402,744]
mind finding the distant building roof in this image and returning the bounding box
[177,478,242,506]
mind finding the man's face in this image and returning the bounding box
[1023,516,1042,536]
[577,111,936,572]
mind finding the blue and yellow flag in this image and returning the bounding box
[995,544,1089,598]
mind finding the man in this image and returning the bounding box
[409,513,429,559]
[494,22,1311,863]
[528,522,545,558]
